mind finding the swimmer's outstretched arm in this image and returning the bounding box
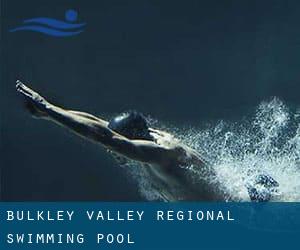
[16,81,175,165]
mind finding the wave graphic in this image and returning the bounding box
[23,18,85,29]
[9,9,85,37]
[123,98,300,202]
[10,25,84,37]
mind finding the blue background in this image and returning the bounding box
[2,0,300,201]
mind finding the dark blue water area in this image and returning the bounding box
[2,0,300,202]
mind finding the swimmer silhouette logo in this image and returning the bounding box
[9,9,85,37]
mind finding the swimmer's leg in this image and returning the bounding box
[247,186,271,202]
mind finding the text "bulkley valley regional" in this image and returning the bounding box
[6,210,235,221]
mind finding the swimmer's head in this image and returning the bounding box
[108,111,153,141]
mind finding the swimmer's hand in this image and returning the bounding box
[16,80,49,118]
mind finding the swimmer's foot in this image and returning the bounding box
[16,80,49,118]
[246,174,279,202]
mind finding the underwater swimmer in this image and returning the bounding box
[16,81,277,201]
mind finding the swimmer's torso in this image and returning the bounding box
[144,161,225,201]
[144,129,225,201]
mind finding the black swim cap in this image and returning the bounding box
[108,111,153,141]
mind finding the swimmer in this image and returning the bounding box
[16,80,278,201]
